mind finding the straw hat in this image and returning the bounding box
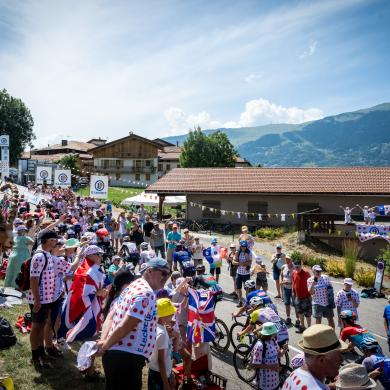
[298,324,348,355]
[335,363,376,389]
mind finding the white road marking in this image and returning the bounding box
[371,332,388,341]
[288,345,302,354]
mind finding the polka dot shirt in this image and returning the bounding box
[108,278,157,359]
[307,275,331,307]
[27,250,56,304]
[282,367,329,389]
[251,338,280,390]
[335,288,360,319]
[52,255,72,301]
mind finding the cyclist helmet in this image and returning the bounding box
[229,243,236,249]
[239,240,248,247]
[123,235,131,242]
[249,296,264,308]
[244,279,256,289]
[140,242,149,250]
[339,310,357,321]
[196,264,205,273]
[360,337,380,351]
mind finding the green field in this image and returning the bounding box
[75,186,144,205]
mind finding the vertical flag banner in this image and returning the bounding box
[0,134,9,178]
[54,169,71,187]
[36,166,53,184]
[90,175,109,199]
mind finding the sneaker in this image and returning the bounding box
[285,318,292,326]
[236,301,243,308]
[295,320,301,328]
[31,357,51,370]
[46,346,63,358]
[274,295,281,299]
[57,338,72,351]
[296,326,306,334]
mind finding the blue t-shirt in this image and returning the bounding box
[384,305,390,330]
[167,231,181,249]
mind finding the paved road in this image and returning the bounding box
[194,232,388,389]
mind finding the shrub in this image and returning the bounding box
[342,240,359,278]
[344,257,356,278]
[300,254,327,271]
[255,227,284,240]
[325,259,346,278]
[354,267,375,287]
[289,250,302,262]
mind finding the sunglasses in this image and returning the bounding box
[155,269,171,278]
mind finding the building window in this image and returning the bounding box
[145,160,151,166]
[297,203,320,213]
[166,164,171,171]
[202,201,221,219]
[116,160,123,169]
[116,173,121,180]
[247,201,268,221]
[145,173,151,181]
[135,173,140,181]
[158,163,163,172]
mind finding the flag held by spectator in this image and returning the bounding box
[377,205,390,216]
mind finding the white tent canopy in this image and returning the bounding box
[121,192,186,207]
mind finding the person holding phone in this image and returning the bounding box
[307,265,335,328]
[336,278,360,327]
[270,243,284,298]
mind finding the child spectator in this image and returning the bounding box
[251,258,269,292]
[148,298,176,390]
[107,256,123,284]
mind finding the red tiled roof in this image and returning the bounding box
[146,167,390,195]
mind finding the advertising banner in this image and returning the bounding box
[36,166,52,184]
[54,169,71,187]
[90,175,108,199]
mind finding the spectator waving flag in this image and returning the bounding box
[58,258,107,342]
[377,205,390,216]
[203,246,227,267]
[187,288,216,343]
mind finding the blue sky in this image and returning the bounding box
[0,0,389,147]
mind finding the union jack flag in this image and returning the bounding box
[58,258,108,342]
[186,288,216,344]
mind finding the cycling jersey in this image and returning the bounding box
[246,290,278,313]
[340,325,382,353]
[250,307,289,344]
[173,249,195,276]
[363,354,390,388]
[193,274,222,301]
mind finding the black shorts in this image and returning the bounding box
[230,266,237,277]
[210,267,221,276]
[29,303,50,323]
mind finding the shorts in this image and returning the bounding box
[236,273,250,289]
[29,303,50,323]
[313,304,334,319]
[283,287,293,306]
[210,267,221,276]
[111,231,121,240]
[273,268,281,280]
[230,265,237,277]
[193,258,203,267]
[256,276,268,290]
[295,297,312,317]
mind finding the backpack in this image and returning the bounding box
[0,316,17,349]
[15,250,48,292]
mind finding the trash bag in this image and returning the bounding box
[77,341,98,371]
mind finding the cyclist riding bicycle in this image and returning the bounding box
[173,241,195,277]
[339,310,382,356]
[119,235,140,267]
[361,337,390,389]
[193,264,222,302]
[233,279,277,319]
[238,297,289,348]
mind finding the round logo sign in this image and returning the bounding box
[58,173,68,183]
[0,137,8,145]
[39,170,49,179]
[369,227,379,235]
[94,180,105,192]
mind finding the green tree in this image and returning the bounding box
[0,89,35,165]
[180,126,237,167]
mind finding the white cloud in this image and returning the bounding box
[299,40,317,59]
[165,98,324,134]
[245,73,263,84]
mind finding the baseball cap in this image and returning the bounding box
[211,237,217,244]
[183,228,189,232]
[172,224,178,228]
[312,265,322,272]
[276,243,283,249]
[16,225,28,231]
[40,230,59,241]
[84,245,104,257]
[343,278,353,286]
[141,257,170,274]
[112,255,122,262]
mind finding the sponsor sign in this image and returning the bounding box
[90,175,108,199]
[374,260,386,294]
[0,135,9,177]
[54,169,71,187]
[36,166,52,184]
[0,135,9,147]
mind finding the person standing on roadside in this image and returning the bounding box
[233,240,252,308]
[98,258,171,390]
[308,265,335,329]
[227,243,238,298]
[182,228,194,248]
[292,259,312,333]
[383,296,390,352]
[150,222,166,259]
[271,244,284,298]
[280,255,296,326]
[28,230,59,370]
[191,237,204,267]
[166,224,181,271]
[336,278,360,327]
[142,215,154,244]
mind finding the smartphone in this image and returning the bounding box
[314,277,318,282]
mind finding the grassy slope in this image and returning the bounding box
[75,186,144,204]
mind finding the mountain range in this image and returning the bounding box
[163,103,390,167]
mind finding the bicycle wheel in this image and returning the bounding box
[212,318,230,352]
[233,344,257,384]
[230,322,253,350]
[279,346,290,368]
[279,364,293,386]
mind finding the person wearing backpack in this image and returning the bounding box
[27,230,59,370]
